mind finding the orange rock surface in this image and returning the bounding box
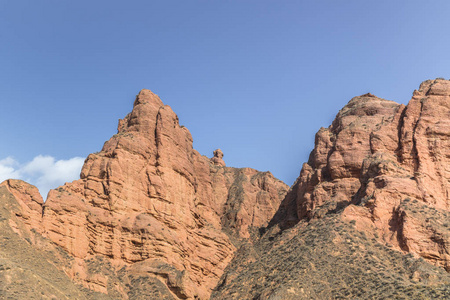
[276,79,450,270]
[40,89,288,298]
[2,80,450,298]
[0,179,44,232]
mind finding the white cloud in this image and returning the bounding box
[0,157,21,182]
[0,155,85,199]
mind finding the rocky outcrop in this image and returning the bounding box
[273,79,450,270]
[210,149,226,167]
[213,79,450,299]
[2,80,450,299]
[0,179,44,233]
[0,183,111,299]
[38,90,288,298]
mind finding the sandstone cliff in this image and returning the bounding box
[3,90,287,299]
[0,181,110,299]
[273,79,450,269]
[214,78,450,298]
[2,80,450,299]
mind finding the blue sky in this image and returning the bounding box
[1,1,450,197]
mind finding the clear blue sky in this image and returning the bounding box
[1,1,450,195]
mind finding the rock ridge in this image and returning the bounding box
[2,80,450,299]
[37,89,288,298]
[272,78,450,270]
[213,78,450,299]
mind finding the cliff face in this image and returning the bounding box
[1,80,450,299]
[214,79,450,298]
[275,79,450,269]
[38,90,288,298]
[0,181,113,299]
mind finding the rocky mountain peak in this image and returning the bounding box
[213,79,450,298]
[417,77,450,96]
[1,80,449,299]
[272,78,450,270]
[38,90,288,298]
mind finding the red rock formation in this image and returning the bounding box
[40,89,288,298]
[210,149,226,167]
[276,79,450,270]
[3,80,449,299]
[0,179,44,233]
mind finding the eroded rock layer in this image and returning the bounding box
[2,80,450,299]
[0,182,110,299]
[273,79,450,270]
[214,79,450,299]
[39,90,288,298]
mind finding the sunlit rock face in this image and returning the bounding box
[3,79,450,299]
[210,149,226,167]
[211,79,450,300]
[274,79,450,270]
[40,89,288,298]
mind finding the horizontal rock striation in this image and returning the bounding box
[273,79,450,270]
[2,80,450,299]
[214,79,450,299]
[39,90,288,298]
